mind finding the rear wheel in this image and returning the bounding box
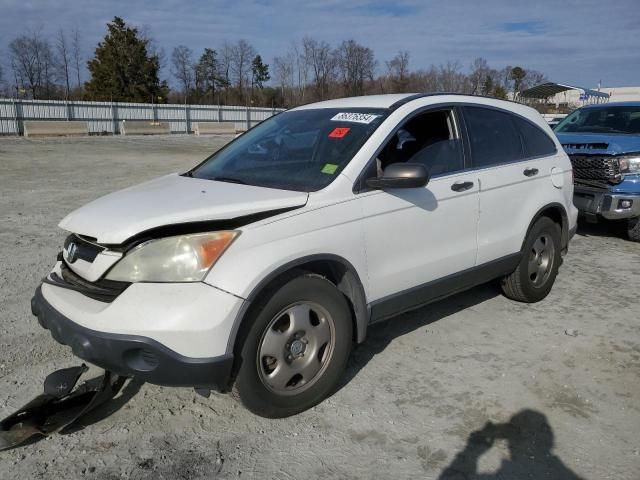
[627,217,640,242]
[233,274,352,418]
[501,216,562,303]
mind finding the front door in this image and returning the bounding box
[357,107,479,318]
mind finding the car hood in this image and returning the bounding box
[59,173,309,244]
[556,132,640,155]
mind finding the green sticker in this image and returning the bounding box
[321,163,338,175]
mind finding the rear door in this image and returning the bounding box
[462,106,558,264]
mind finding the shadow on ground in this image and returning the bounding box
[575,217,628,239]
[341,282,499,389]
[437,409,585,480]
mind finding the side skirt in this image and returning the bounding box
[369,253,521,323]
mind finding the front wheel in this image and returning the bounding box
[233,274,352,418]
[501,217,562,303]
[627,217,640,242]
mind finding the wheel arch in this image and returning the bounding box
[226,254,369,358]
[523,203,569,252]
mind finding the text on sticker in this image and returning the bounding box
[330,112,380,124]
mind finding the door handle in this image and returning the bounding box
[451,181,474,192]
[524,168,539,177]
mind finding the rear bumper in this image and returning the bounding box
[32,286,234,389]
[573,186,640,220]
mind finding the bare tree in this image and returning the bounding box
[71,28,83,92]
[334,39,376,97]
[9,32,55,99]
[386,50,410,92]
[171,45,195,101]
[55,29,72,99]
[303,37,334,100]
[230,39,256,96]
[468,57,489,95]
[273,54,294,106]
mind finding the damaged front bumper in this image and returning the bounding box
[32,286,234,389]
[0,365,125,451]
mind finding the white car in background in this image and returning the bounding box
[32,94,578,417]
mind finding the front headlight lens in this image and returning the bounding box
[106,231,238,282]
[619,156,640,174]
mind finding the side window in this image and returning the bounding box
[512,116,557,158]
[464,106,523,167]
[376,109,463,177]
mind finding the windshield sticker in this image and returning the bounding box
[321,163,339,175]
[328,127,350,138]
[330,112,380,124]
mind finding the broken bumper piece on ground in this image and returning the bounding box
[0,364,126,451]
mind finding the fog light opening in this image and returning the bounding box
[618,199,633,209]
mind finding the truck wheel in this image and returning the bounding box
[627,217,640,242]
[501,216,562,303]
[233,274,352,418]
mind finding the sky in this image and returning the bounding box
[1,0,639,88]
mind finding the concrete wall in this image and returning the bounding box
[120,121,170,136]
[194,122,238,135]
[23,120,89,137]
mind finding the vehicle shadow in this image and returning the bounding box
[437,409,585,480]
[339,282,499,390]
[575,217,628,239]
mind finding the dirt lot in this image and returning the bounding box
[0,136,639,479]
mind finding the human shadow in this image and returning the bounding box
[338,282,499,390]
[438,409,585,480]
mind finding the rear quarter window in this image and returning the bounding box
[513,116,557,158]
[464,106,524,167]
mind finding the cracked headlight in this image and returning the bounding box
[106,231,238,282]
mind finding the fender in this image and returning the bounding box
[523,202,569,251]
[225,254,369,355]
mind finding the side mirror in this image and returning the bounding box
[366,163,430,190]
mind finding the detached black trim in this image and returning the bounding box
[370,253,521,322]
[32,286,233,389]
[43,262,129,303]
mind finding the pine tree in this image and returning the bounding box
[196,48,226,103]
[251,55,270,89]
[85,17,168,102]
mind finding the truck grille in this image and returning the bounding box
[569,155,622,185]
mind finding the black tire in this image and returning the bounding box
[501,216,562,303]
[627,217,640,242]
[233,274,352,418]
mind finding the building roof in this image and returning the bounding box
[520,82,609,100]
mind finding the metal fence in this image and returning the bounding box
[0,98,283,135]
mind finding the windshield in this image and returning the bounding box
[555,105,640,135]
[190,108,389,191]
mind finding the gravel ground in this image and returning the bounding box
[0,135,639,479]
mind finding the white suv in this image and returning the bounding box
[32,94,578,417]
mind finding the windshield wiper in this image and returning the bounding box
[210,176,247,185]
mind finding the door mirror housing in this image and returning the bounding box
[366,163,430,190]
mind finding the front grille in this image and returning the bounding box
[64,234,105,263]
[569,155,622,185]
[47,262,130,303]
